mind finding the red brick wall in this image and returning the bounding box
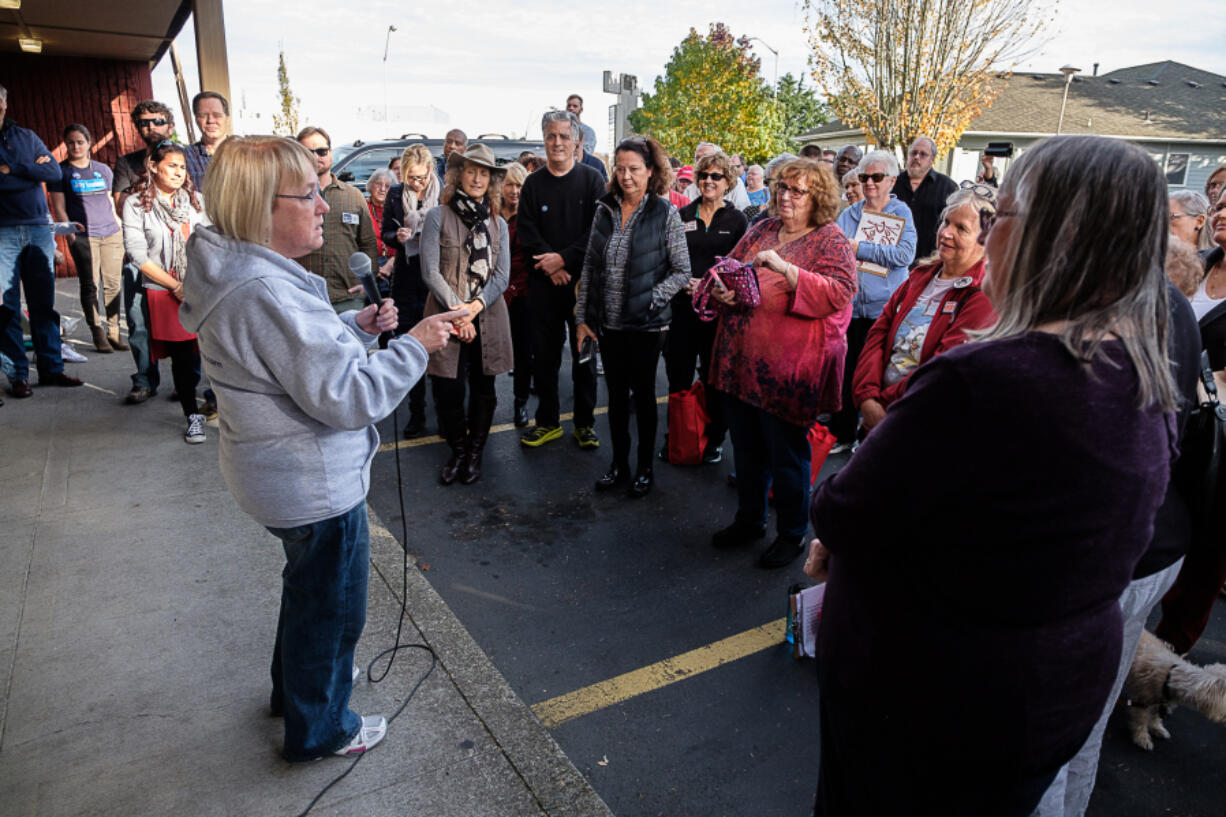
[1,53,154,276]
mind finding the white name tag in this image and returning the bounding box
[342,212,360,225]
[683,221,698,232]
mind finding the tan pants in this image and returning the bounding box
[69,231,124,336]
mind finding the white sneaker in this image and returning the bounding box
[353,663,362,684]
[184,413,206,444]
[333,715,387,757]
[61,344,88,363]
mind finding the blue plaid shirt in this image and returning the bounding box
[185,142,212,191]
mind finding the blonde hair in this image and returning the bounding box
[399,143,433,179]
[203,136,314,245]
[503,161,528,187]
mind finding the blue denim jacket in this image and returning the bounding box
[836,196,916,319]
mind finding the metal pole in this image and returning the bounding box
[383,25,397,127]
[748,37,779,98]
[1056,65,1080,135]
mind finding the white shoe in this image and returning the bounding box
[61,344,88,363]
[353,663,361,684]
[184,413,206,444]
[333,715,387,756]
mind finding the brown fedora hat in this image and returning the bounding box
[446,143,505,176]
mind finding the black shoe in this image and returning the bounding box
[712,520,766,550]
[758,534,805,569]
[513,399,529,428]
[125,386,155,404]
[628,468,653,498]
[39,372,83,388]
[403,414,427,439]
[702,444,723,464]
[595,463,630,492]
[11,380,32,398]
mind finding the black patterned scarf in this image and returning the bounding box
[449,190,492,301]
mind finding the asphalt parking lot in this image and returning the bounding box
[365,350,1226,817]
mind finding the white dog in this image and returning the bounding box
[1122,630,1226,750]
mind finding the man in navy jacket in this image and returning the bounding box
[0,84,81,397]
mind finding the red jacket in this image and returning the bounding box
[852,259,995,409]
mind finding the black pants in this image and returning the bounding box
[664,300,726,445]
[430,326,496,414]
[827,316,874,443]
[528,276,596,428]
[391,254,427,419]
[601,329,665,471]
[162,340,201,417]
[507,295,533,402]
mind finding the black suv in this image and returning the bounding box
[332,134,545,194]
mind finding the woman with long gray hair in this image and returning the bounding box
[805,135,1178,816]
[1168,188,1213,251]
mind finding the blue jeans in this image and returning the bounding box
[725,395,812,538]
[121,261,160,391]
[265,501,369,760]
[0,224,63,382]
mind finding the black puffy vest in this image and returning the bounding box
[587,193,673,331]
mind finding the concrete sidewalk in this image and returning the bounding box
[0,288,614,817]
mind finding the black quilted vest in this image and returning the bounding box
[587,192,672,331]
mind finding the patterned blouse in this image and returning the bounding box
[710,218,858,426]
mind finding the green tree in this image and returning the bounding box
[775,73,829,149]
[630,23,785,164]
[272,51,301,137]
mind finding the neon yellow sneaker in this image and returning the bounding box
[572,426,600,449]
[521,425,563,447]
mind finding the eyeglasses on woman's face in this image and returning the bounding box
[774,181,810,199]
[858,172,888,184]
[276,185,321,202]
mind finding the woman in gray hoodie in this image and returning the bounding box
[180,136,463,762]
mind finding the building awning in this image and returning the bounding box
[2,0,191,65]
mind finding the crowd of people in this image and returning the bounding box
[3,81,1226,817]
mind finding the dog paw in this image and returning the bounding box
[1152,722,1171,740]
[1132,733,1155,751]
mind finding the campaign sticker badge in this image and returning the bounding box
[342,212,360,225]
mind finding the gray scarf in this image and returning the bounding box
[152,188,194,282]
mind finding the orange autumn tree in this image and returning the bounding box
[804,0,1050,154]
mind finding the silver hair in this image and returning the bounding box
[977,135,1177,411]
[541,110,580,143]
[914,187,995,267]
[763,153,797,182]
[911,136,937,155]
[695,141,721,160]
[1170,189,1214,250]
[859,150,900,177]
[841,168,859,185]
[746,164,764,176]
[366,168,395,189]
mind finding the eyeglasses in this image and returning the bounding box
[406,174,429,184]
[858,172,888,183]
[696,172,725,182]
[774,182,810,198]
[306,147,331,157]
[276,186,321,202]
[979,207,1021,234]
[1170,213,1196,222]
[959,179,998,205]
[137,118,168,128]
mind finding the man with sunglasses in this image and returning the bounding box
[891,136,957,263]
[112,100,175,404]
[296,126,378,313]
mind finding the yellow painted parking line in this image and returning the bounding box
[531,618,787,729]
[377,395,668,452]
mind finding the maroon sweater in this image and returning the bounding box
[811,332,1173,812]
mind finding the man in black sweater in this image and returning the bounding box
[516,110,605,448]
[891,136,957,263]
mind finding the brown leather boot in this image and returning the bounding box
[107,326,129,351]
[438,407,468,485]
[461,396,498,485]
[90,325,114,353]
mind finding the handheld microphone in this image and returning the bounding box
[348,252,383,306]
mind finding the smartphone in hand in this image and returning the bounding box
[578,337,596,365]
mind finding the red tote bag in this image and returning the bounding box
[666,382,709,466]
[808,423,836,486]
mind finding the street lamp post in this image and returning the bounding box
[383,25,398,128]
[747,36,779,98]
[1056,64,1081,135]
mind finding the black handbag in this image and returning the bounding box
[1174,350,1226,535]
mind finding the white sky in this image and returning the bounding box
[154,0,1226,150]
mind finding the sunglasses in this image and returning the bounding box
[959,179,998,204]
[307,147,331,157]
[137,118,168,128]
[696,172,725,182]
[858,172,888,183]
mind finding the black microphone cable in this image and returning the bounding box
[295,362,438,817]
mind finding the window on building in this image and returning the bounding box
[1165,153,1190,187]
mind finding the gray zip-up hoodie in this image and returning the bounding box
[180,226,428,528]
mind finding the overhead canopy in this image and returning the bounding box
[1,0,191,65]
